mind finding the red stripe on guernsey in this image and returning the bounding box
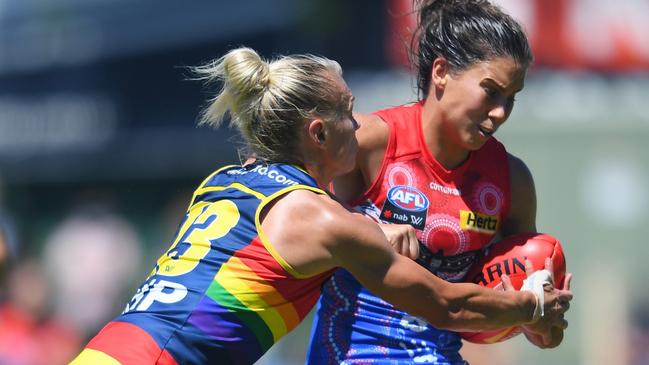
[86,321,179,365]
[234,237,331,319]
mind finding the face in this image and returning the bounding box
[322,76,360,177]
[438,56,526,151]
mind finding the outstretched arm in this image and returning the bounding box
[263,189,570,332]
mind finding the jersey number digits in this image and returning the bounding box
[153,200,240,277]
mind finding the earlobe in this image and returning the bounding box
[307,118,326,146]
[431,58,449,89]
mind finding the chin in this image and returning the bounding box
[339,157,358,174]
[340,164,355,175]
[469,132,494,149]
[465,139,487,151]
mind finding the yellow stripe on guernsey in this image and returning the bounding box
[214,257,301,342]
[191,175,325,279]
[69,349,121,365]
[193,182,267,201]
[255,185,327,279]
[186,165,241,209]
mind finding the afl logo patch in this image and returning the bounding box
[380,186,429,229]
[387,186,429,212]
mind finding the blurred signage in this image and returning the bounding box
[388,0,649,71]
[0,94,116,154]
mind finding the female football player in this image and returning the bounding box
[307,0,574,363]
[70,46,570,365]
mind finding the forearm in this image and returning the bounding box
[333,220,539,332]
[435,281,537,331]
[371,257,538,331]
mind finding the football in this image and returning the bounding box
[459,232,566,344]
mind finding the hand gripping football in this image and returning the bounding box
[459,232,566,344]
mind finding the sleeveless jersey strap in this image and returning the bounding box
[374,102,424,160]
[255,184,328,279]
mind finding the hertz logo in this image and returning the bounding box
[459,210,499,233]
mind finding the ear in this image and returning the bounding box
[307,118,327,146]
[431,57,450,90]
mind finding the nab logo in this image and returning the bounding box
[387,186,429,212]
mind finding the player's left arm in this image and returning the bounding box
[502,153,571,349]
[501,153,537,236]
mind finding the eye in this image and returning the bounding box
[484,87,500,101]
[506,96,516,110]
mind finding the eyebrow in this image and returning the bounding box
[483,78,523,94]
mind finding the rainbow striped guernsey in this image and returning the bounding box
[72,163,333,365]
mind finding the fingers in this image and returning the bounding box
[399,226,419,260]
[553,315,569,330]
[501,274,513,291]
[394,224,418,260]
[525,258,534,277]
[524,325,564,349]
[408,233,419,260]
[557,289,573,302]
[544,257,555,282]
[563,272,573,291]
[400,240,414,260]
[381,224,420,260]
[526,258,557,286]
[541,327,566,347]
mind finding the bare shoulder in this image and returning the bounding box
[269,189,377,242]
[261,189,382,275]
[507,153,534,185]
[263,189,341,242]
[355,112,389,151]
[503,152,537,235]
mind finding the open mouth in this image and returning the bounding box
[478,126,494,137]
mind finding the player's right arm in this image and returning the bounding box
[502,153,574,348]
[263,189,571,332]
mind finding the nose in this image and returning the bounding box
[488,104,507,125]
[351,116,360,130]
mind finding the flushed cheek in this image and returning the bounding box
[344,140,358,164]
[460,120,480,137]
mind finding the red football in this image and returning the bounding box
[459,232,566,344]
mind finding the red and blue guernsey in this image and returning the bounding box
[71,163,332,365]
[307,102,512,364]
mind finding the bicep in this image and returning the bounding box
[502,153,537,236]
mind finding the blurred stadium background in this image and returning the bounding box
[0,0,648,364]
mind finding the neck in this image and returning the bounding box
[421,98,470,170]
[303,160,332,189]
